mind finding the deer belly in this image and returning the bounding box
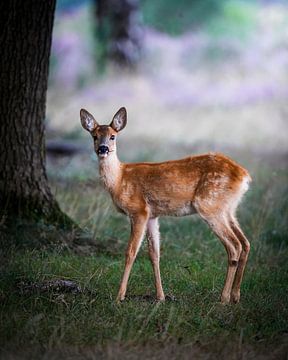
[149,199,196,217]
[173,202,196,216]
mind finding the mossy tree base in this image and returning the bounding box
[0,198,94,252]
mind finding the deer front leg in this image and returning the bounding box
[147,218,165,301]
[116,212,149,302]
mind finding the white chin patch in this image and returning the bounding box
[98,153,108,159]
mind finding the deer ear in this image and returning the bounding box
[80,109,98,132]
[110,107,127,132]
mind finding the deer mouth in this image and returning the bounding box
[98,152,108,158]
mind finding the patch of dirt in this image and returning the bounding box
[16,279,85,295]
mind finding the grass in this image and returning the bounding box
[1,153,288,358]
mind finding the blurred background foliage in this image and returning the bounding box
[56,0,259,36]
[47,0,288,156]
[141,0,260,37]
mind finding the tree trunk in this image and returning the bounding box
[0,0,67,224]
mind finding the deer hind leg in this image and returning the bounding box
[147,218,165,301]
[197,210,242,304]
[116,211,149,302]
[229,216,250,303]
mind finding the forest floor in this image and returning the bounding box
[1,3,288,359]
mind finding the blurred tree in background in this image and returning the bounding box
[93,0,227,68]
[95,0,142,69]
[55,0,230,71]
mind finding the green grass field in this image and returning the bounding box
[1,149,287,359]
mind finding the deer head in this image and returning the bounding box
[80,107,127,159]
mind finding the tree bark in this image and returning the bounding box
[0,0,66,223]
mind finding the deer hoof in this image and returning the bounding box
[220,294,231,305]
[116,295,125,303]
[230,291,240,304]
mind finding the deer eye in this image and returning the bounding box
[93,135,98,141]
[110,135,115,140]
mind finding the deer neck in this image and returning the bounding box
[98,151,122,191]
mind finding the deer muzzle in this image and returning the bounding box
[98,145,109,156]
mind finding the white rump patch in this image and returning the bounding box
[241,176,251,194]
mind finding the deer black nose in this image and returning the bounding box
[98,145,109,155]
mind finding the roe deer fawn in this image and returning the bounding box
[80,107,251,304]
